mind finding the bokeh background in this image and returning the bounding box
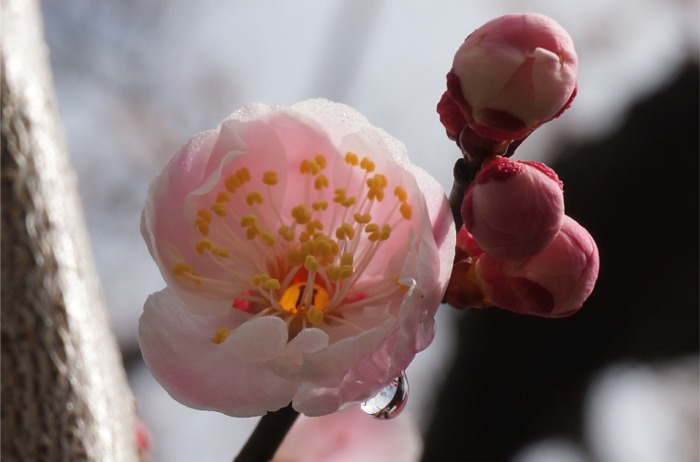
[39,0,698,460]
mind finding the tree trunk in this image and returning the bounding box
[1,1,138,460]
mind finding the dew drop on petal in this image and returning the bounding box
[360,371,409,420]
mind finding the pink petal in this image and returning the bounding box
[139,289,297,416]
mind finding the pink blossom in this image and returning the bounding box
[477,215,599,317]
[273,406,422,462]
[462,156,564,260]
[438,13,578,141]
[139,99,455,417]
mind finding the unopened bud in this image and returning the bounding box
[477,216,599,317]
[438,13,578,141]
[462,156,564,259]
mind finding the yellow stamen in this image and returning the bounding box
[400,202,412,220]
[198,209,214,223]
[246,191,263,206]
[353,213,372,224]
[211,327,231,344]
[263,171,278,185]
[216,191,231,203]
[195,219,210,236]
[196,239,213,254]
[394,186,408,202]
[211,203,227,217]
[307,306,324,325]
[314,175,329,190]
[345,152,359,166]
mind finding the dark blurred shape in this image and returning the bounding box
[421,61,699,462]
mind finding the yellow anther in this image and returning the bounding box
[328,265,353,282]
[212,247,231,258]
[341,196,356,208]
[304,255,319,272]
[314,175,329,190]
[240,214,257,227]
[353,213,372,224]
[299,231,311,243]
[360,157,375,173]
[306,220,323,234]
[333,188,347,203]
[312,201,328,211]
[263,171,278,186]
[328,266,340,282]
[195,219,210,236]
[172,262,196,276]
[246,191,263,206]
[338,265,353,279]
[252,273,269,287]
[340,252,354,266]
[216,191,232,203]
[211,327,230,344]
[292,204,311,225]
[300,240,315,257]
[260,231,276,247]
[236,167,251,183]
[225,175,241,192]
[314,155,327,169]
[278,225,294,241]
[300,159,321,175]
[196,239,213,254]
[345,152,359,166]
[246,226,259,240]
[400,202,412,220]
[394,186,408,202]
[315,239,332,257]
[262,278,281,291]
[307,306,324,325]
[288,249,305,266]
[198,209,214,223]
[376,174,387,187]
[367,187,384,202]
[211,203,227,217]
[365,223,382,242]
[380,224,392,241]
[335,223,356,240]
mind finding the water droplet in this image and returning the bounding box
[360,371,409,419]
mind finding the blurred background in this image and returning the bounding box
[38,0,698,460]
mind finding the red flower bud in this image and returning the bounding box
[439,13,578,141]
[477,216,599,317]
[462,156,564,260]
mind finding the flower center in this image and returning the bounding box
[278,282,330,315]
[170,151,414,343]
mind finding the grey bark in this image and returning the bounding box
[1,1,138,460]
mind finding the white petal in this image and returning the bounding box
[223,316,288,362]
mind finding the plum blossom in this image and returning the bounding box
[477,215,599,317]
[462,156,564,260]
[273,406,422,462]
[139,99,455,417]
[438,13,578,141]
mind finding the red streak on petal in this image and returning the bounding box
[233,290,252,311]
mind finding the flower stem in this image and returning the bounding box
[449,158,472,230]
[233,404,299,462]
